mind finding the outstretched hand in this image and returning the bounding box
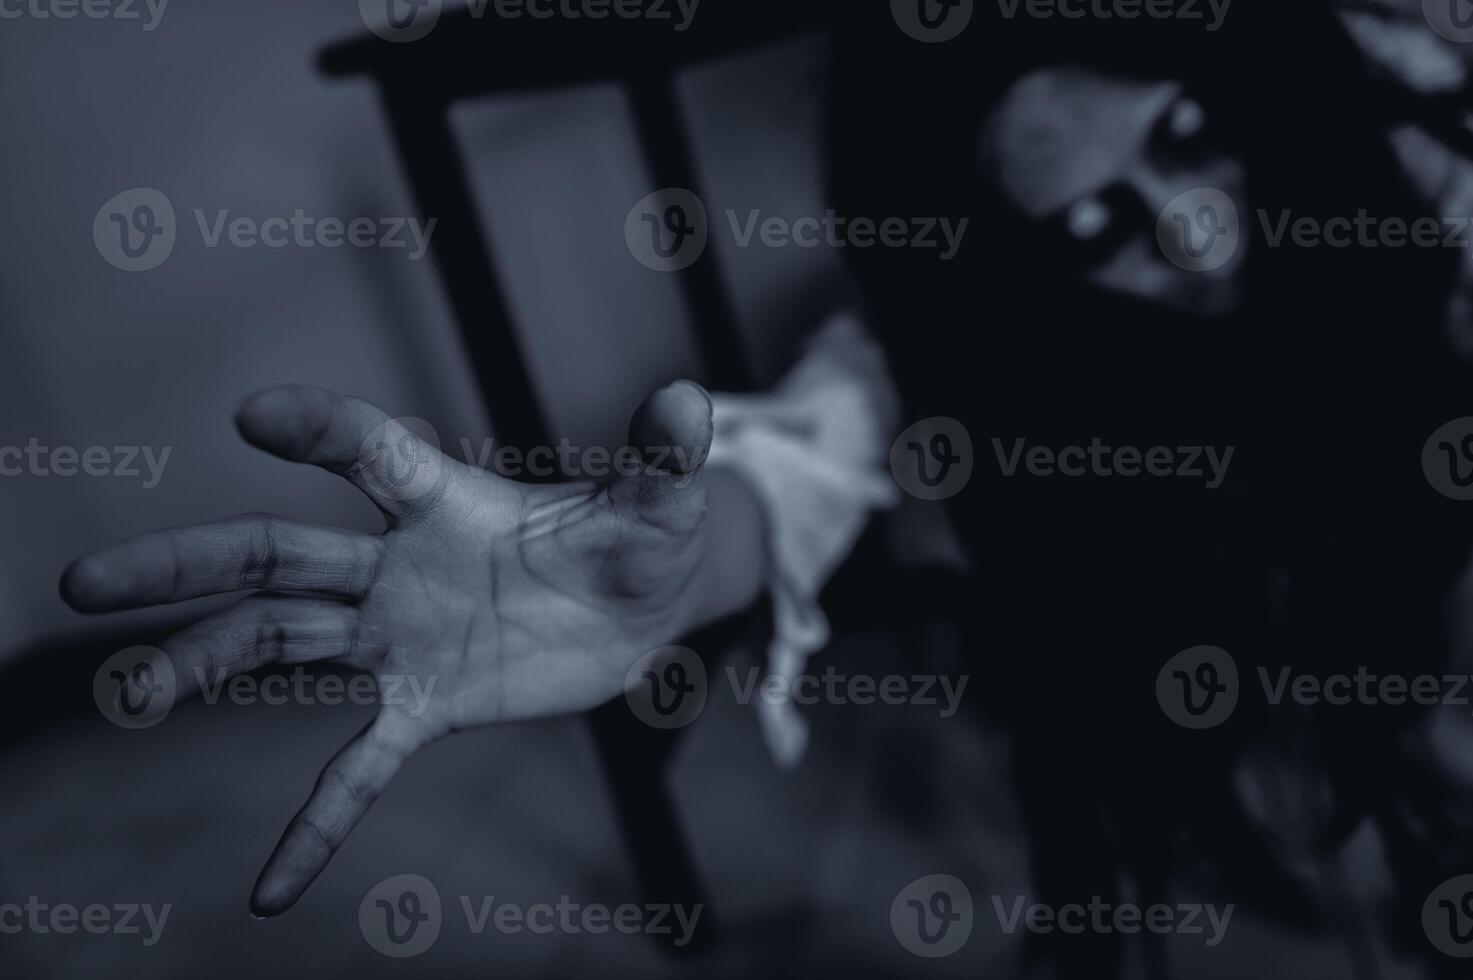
[62,381,715,917]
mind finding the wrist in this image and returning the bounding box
[677,466,770,636]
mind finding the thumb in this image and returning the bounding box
[608,380,713,534]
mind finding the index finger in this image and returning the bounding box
[236,385,456,518]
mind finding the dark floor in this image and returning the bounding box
[0,626,1435,979]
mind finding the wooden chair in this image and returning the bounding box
[319,0,841,951]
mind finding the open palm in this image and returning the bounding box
[61,382,715,916]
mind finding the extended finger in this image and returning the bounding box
[606,380,713,534]
[155,593,368,703]
[250,712,422,917]
[61,515,382,612]
[235,384,455,518]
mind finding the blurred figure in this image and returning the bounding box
[830,3,1472,977]
[981,67,1248,316]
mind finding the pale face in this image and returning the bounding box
[980,66,1249,317]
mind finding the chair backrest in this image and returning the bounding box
[320,1,838,458]
[317,11,844,953]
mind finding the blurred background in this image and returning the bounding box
[1,3,999,977]
[5,1,1473,977]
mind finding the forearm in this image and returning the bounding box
[678,314,901,639]
[682,466,769,630]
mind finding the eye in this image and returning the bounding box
[1043,185,1139,276]
[1066,197,1112,241]
[1166,96,1206,143]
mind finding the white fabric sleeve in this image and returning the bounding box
[706,312,902,768]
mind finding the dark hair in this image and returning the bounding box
[827,4,1471,975]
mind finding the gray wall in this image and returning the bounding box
[0,2,846,661]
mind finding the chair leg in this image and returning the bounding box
[587,700,715,953]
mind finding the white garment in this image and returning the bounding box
[707,313,901,767]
